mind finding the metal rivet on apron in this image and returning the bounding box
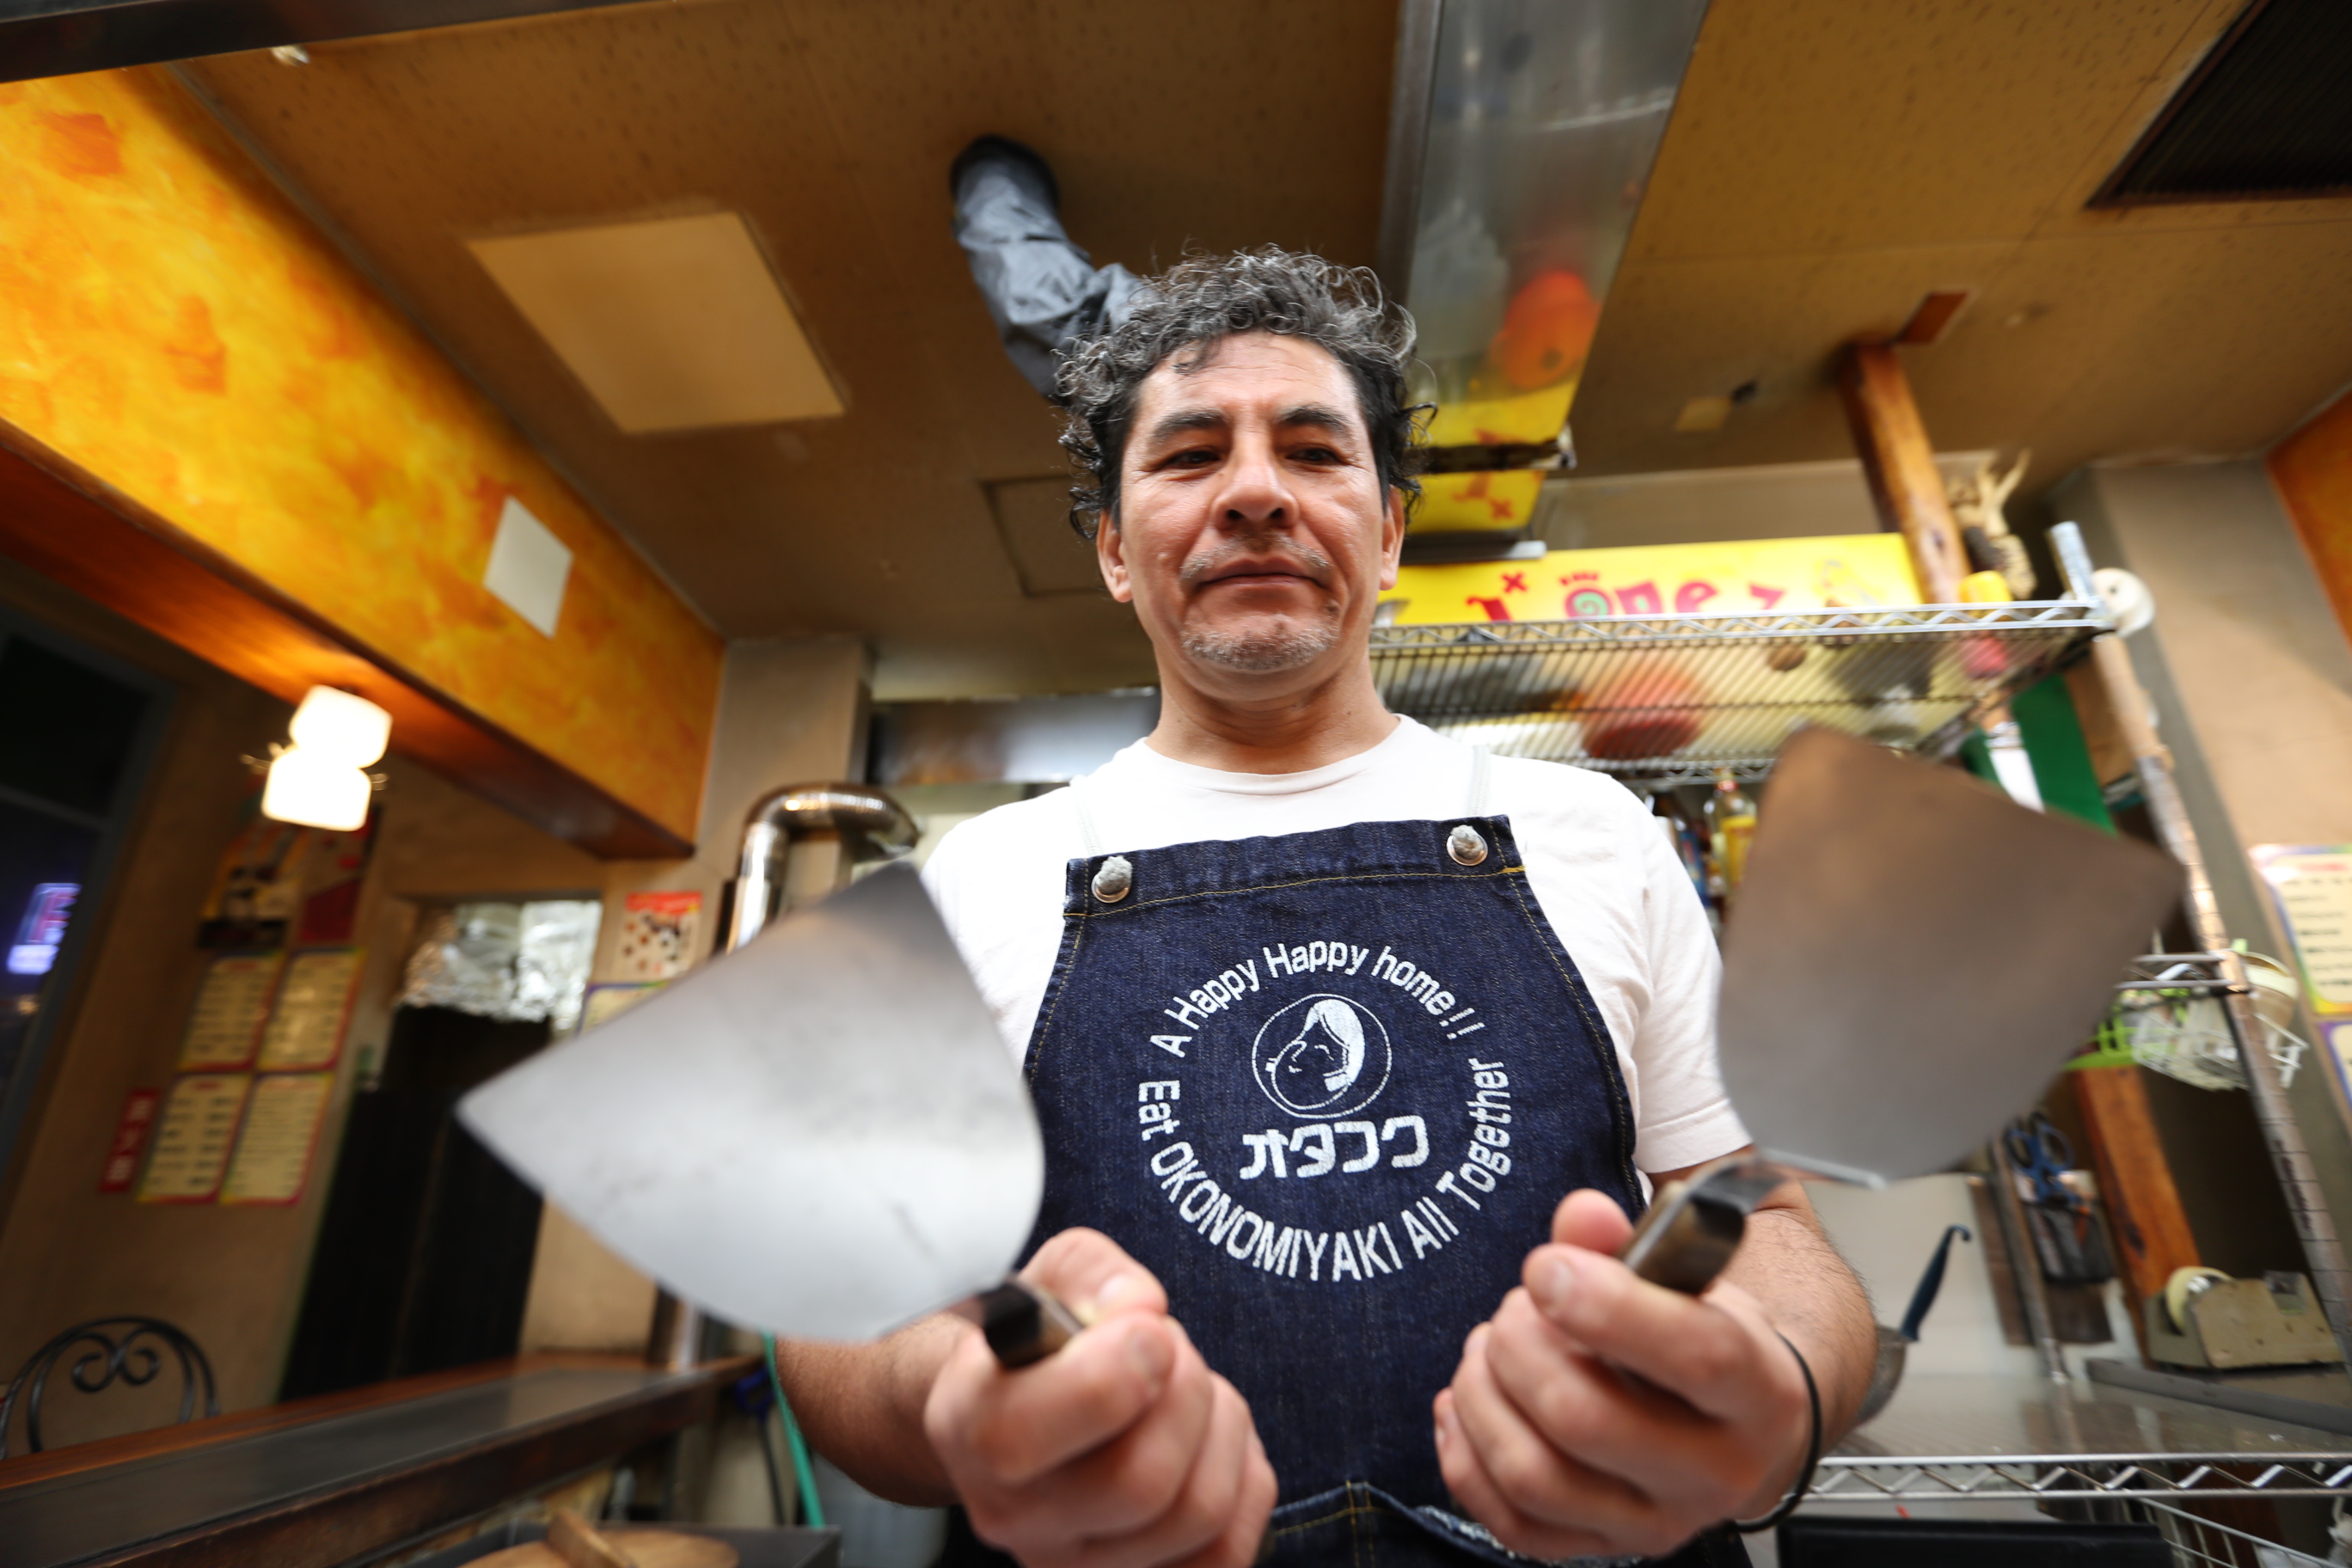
[1447,824,1488,866]
[1092,854,1133,903]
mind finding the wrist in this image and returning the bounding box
[1731,1331,1822,1534]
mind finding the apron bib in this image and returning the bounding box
[942,756,1747,1566]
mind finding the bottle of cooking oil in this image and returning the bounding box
[1705,768,1758,901]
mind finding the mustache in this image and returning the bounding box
[1177,537,1334,590]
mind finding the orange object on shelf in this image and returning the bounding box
[1488,270,1600,393]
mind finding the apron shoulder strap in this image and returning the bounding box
[1466,744,1494,818]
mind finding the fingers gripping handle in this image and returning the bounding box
[959,1278,1088,1368]
[1616,1158,1785,1295]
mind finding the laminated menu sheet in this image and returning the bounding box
[177,952,284,1069]
[138,1074,252,1202]
[256,948,363,1070]
[221,1073,334,1204]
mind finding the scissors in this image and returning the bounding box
[2005,1114,2080,1210]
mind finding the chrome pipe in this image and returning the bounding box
[729,783,919,952]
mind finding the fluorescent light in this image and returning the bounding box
[469,212,845,433]
[263,687,389,831]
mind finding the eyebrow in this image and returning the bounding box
[1142,402,1361,447]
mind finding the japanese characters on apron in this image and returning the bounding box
[941,750,1742,1567]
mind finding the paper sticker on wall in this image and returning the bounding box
[2250,846,2352,1015]
[178,952,285,1069]
[138,1074,253,1202]
[98,1087,161,1194]
[221,1073,334,1205]
[614,891,701,981]
[257,948,363,1070]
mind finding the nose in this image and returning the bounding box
[1212,430,1297,532]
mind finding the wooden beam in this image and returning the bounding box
[2073,1065,2202,1345]
[1836,342,1969,603]
[0,426,690,861]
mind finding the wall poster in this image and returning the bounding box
[220,1072,334,1205]
[256,948,363,1070]
[613,891,701,981]
[138,1073,252,1202]
[177,951,284,1069]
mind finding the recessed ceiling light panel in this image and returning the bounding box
[469,211,845,433]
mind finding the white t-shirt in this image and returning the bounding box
[922,717,1747,1175]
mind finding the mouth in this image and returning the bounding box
[1192,557,1325,593]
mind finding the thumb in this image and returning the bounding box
[1551,1188,1634,1253]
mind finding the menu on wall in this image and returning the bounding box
[138,1074,252,1202]
[2250,846,2352,1014]
[220,1073,334,1205]
[255,948,362,1070]
[177,952,284,1069]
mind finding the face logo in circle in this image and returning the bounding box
[1252,994,1392,1118]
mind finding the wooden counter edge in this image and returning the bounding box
[0,1353,738,1491]
[28,1355,756,1568]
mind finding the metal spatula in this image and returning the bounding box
[459,863,1042,1343]
[1621,725,2182,1291]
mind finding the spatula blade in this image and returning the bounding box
[1719,726,2180,1185]
[459,863,1040,1341]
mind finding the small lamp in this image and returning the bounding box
[261,687,390,830]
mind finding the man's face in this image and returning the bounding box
[1097,332,1404,690]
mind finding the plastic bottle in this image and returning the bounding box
[1705,769,1758,901]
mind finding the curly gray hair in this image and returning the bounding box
[1055,248,1424,540]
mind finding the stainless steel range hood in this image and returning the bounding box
[1381,0,1710,538]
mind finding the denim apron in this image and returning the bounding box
[940,750,1746,1568]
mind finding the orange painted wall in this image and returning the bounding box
[2272,387,2352,650]
[0,68,720,843]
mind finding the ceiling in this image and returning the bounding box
[178,0,2352,697]
[1569,0,2352,487]
[181,0,1394,698]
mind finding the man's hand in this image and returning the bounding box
[1433,1189,1819,1561]
[924,1228,1277,1568]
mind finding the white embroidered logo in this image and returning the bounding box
[1252,994,1390,1118]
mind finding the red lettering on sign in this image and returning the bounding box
[1749,583,1787,609]
[1465,597,1513,622]
[1673,579,1719,614]
[1501,572,1528,595]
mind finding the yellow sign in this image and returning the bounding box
[1385,535,1921,625]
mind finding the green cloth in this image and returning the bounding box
[1963,671,2116,835]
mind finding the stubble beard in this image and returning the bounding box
[1177,538,1344,673]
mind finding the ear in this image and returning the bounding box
[1378,489,1406,592]
[1097,512,1133,603]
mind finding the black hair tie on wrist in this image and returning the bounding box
[1731,1332,1821,1535]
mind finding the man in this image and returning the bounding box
[777,244,1874,1567]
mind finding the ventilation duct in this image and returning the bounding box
[1381,0,1710,547]
[2092,0,2352,206]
